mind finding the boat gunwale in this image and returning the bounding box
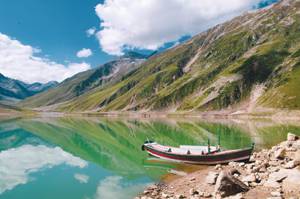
[143,143,253,158]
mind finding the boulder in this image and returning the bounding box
[268,170,288,182]
[205,171,218,185]
[214,171,249,197]
[263,180,281,188]
[281,168,300,194]
[287,133,298,141]
[274,148,285,159]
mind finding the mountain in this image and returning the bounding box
[23,0,300,113]
[21,54,146,108]
[0,73,58,104]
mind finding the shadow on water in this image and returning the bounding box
[0,116,300,199]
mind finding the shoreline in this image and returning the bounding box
[4,107,300,121]
[137,133,300,199]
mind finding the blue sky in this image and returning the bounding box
[0,0,278,83]
[0,0,113,67]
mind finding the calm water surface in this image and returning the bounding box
[0,117,300,199]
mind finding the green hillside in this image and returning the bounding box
[21,55,145,108]
[23,0,300,113]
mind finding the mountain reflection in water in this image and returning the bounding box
[0,117,299,199]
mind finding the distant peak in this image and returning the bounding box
[121,51,148,59]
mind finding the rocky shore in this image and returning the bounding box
[137,133,300,199]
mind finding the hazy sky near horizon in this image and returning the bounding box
[0,0,277,83]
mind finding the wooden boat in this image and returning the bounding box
[141,141,254,165]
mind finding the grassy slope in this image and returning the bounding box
[24,0,300,113]
[20,69,95,107]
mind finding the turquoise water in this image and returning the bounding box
[0,117,300,199]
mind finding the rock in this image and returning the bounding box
[148,184,158,190]
[264,180,281,188]
[175,194,185,199]
[281,168,300,194]
[233,173,239,178]
[229,168,241,176]
[270,191,281,197]
[215,164,222,170]
[268,171,288,182]
[287,133,298,141]
[189,188,198,196]
[161,192,169,198]
[292,151,300,164]
[246,163,254,170]
[268,166,280,173]
[206,171,218,185]
[259,166,267,173]
[228,162,238,167]
[225,193,244,199]
[203,192,211,198]
[197,191,204,197]
[242,174,256,183]
[284,160,297,169]
[238,162,245,167]
[292,140,300,150]
[274,148,286,159]
[151,190,158,196]
[249,182,258,187]
[214,171,249,197]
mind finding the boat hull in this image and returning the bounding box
[143,144,253,165]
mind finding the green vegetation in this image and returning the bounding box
[21,1,300,113]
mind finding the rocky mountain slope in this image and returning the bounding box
[0,73,58,104]
[23,0,300,113]
[21,52,146,108]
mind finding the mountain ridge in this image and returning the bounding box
[21,0,300,114]
[0,73,58,104]
[21,55,146,108]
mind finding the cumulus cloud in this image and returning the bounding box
[95,176,149,199]
[95,0,263,55]
[86,27,97,37]
[74,173,89,184]
[76,48,93,58]
[0,145,87,194]
[0,33,91,83]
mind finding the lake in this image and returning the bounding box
[0,116,300,199]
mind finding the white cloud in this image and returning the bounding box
[86,27,97,37]
[0,145,87,194]
[0,33,91,83]
[95,176,149,199]
[74,173,89,184]
[76,48,93,58]
[95,0,262,55]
